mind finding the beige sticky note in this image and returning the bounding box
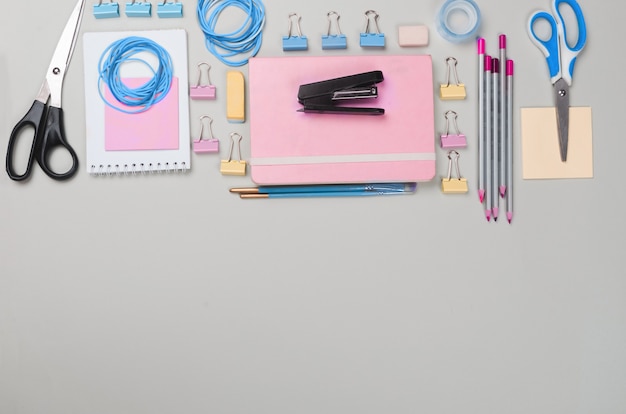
[521,107,593,179]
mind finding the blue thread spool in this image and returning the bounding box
[125,0,151,17]
[157,1,183,18]
[282,13,308,51]
[360,10,385,47]
[93,0,120,18]
[322,11,347,50]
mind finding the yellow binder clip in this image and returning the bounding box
[220,133,247,176]
[439,57,466,100]
[441,150,468,193]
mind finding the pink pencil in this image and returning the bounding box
[506,60,514,223]
[499,34,507,199]
[477,38,486,204]
[484,55,492,222]
[492,57,500,222]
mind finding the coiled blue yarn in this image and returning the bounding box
[98,37,174,114]
[197,0,266,67]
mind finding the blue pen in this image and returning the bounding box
[231,183,416,195]
[231,183,418,199]
[239,189,416,199]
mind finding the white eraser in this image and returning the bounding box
[398,25,429,47]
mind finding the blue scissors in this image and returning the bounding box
[527,0,587,162]
[6,0,85,181]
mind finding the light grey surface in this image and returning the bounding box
[1,1,625,413]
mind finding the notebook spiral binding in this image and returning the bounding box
[89,162,189,176]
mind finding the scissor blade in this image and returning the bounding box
[554,78,570,162]
[45,0,85,101]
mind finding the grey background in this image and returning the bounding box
[1,1,625,413]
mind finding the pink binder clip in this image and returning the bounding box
[190,62,216,100]
[193,116,219,153]
[440,110,467,148]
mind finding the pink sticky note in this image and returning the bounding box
[104,77,179,151]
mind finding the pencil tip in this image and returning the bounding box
[499,186,507,198]
[478,189,485,203]
[485,210,491,222]
[507,212,513,223]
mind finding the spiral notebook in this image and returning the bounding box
[82,29,190,175]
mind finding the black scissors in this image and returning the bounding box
[6,0,85,181]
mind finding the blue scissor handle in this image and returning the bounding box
[528,10,560,83]
[528,0,587,86]
[553,0,586,84]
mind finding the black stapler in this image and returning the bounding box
[297,70,385,115]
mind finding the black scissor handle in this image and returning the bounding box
[37,106,78,180]
[5,102,78,181]
[6,100,45,181]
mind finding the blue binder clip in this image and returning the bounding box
[157,0,183,18]
[282,13,308,51]
[93,0,120,18]
[321,11,347,50]
[360,10,385,48]
[125,0,151,17]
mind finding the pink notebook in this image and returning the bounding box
[248,55,435,185]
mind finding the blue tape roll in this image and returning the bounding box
[436,0,481,43]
